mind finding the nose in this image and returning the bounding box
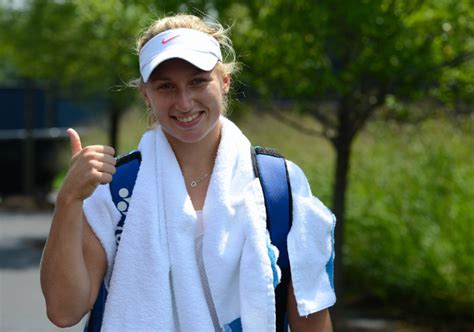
[174,88,194,113]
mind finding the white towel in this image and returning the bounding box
[83,116,336,331]
[286,161,337,316]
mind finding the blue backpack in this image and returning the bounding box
[85,147,308,332]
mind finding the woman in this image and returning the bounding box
[40,14,335,331]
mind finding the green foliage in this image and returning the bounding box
[0,0,211,97]
[223,2,474,301]
[0,0,143,94]
[223,0,474,133]
[0,0,224,147]
[345,117,474,317]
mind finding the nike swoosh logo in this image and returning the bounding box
[161,35,180,44]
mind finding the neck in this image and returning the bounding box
[166,122,222,178]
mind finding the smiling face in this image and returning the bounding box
[142,59,230,148]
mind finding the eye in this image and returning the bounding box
[155,82,174,90]
[190,77,208,86]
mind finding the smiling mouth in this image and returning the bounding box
[175,112,201,123]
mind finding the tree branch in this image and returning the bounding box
[307,103,337,130]
[436,51,474,70]
[407,0,426,16]
[268,110,329,139]
[351,100,382,137]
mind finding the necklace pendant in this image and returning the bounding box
[189,173,208,188]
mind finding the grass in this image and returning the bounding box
[345,116,474,320]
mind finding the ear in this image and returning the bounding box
[222,74,231,94]
[139,82,150,106]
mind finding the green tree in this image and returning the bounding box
[223,0,474,299]
[0,0,195,148]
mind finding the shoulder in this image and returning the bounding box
[285,160,311,196]
[285,159,334,223]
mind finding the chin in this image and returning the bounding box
[167,127,219,146]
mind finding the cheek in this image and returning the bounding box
[208,95,224,115]
[149,95,168,112]
[148,99,168,123]
[206,85,226,111]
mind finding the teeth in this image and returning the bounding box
[177,113,199,123]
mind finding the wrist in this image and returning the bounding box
[55,188,84,207]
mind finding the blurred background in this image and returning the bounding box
[0,0,472,331]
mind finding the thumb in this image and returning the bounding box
[67,128,82,155]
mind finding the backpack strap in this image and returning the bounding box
[109,150,142,246]
[85,150,141,332]
[252,146,292,332]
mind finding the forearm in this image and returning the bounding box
[40,196,92,326]
[40,129,113,326]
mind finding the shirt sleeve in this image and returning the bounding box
[286,160,336,316]
[83,183,121,285]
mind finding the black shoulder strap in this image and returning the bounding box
[252,146,293,332]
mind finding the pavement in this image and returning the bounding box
[0,209,87,332]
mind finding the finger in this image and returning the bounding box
[67,128,82,156]
[82,145,115,156]
[89,169,112,186]
[99,172,113,185]
[98,145,115,156]
[96,162,116,175]
[92,153,117,166]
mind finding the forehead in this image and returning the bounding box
[149,58,210,81]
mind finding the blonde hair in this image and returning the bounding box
[137,14,239,122]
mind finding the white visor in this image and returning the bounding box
[139,28,223,83]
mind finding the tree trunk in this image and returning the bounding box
[331,104,355,319]
[332,133,352,295]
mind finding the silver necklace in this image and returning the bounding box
[190,173,209,188]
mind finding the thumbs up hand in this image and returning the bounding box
[58,128,116,203]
